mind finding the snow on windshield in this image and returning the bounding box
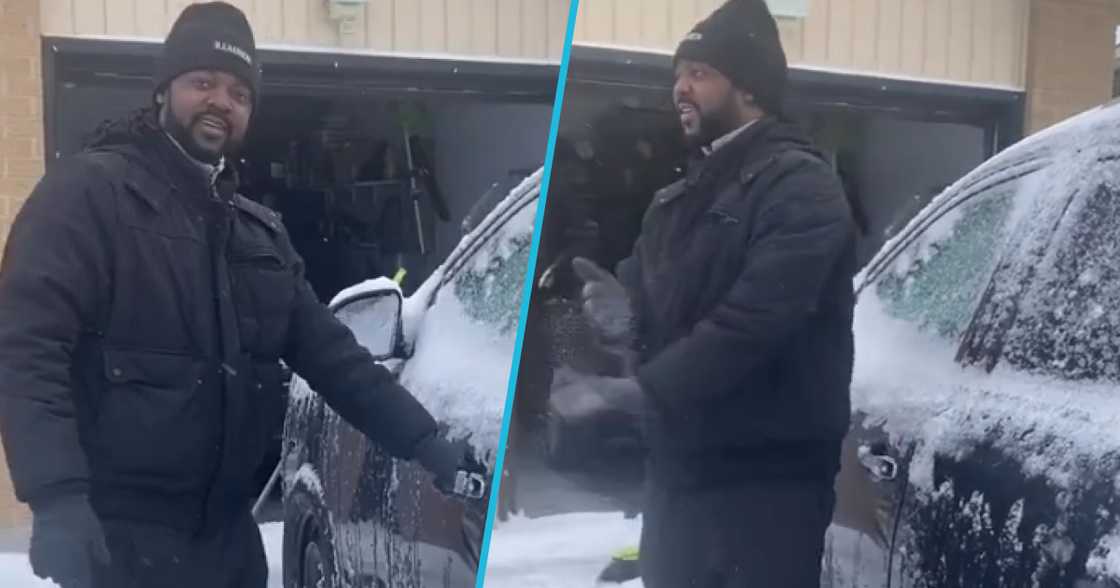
[396,194,539,461]
[398,276,518,460]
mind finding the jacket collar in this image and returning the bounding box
[685,117,775,187]
[164,132,227,191]
[96,130,240,212]
[703,118,760,156]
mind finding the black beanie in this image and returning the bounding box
[673,0,788,115]
[156,2,260,101]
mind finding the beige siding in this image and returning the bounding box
[574,0,1030,88]
[1,0,45,528]
[39,0,570,61]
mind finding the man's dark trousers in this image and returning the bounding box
[640,477,836,588]
[92,510,267,588]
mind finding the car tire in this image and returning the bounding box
[283,485,338,588]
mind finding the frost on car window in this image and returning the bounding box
[1002,172,1120,382]
[452,213,533,335]
[874,174,1033,341]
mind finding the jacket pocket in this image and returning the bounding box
[92,348,218,493]
[230,247,296,356]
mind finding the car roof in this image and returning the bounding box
[437,168,543,286]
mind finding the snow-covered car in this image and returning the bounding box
[279,169,541,588]
[829,99,1120,587]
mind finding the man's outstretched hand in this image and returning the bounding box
[415,434,489,500]
[571,257,634,348]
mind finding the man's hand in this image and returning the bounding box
[414,435,489,500]
[572,257,634,347]
[29,495,110,588]
[549,367,645,423]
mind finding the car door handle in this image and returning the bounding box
[857,444,899,482]
[454,471,487,500]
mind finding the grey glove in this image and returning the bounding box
[29,494,110,588]
[549,368,645,423]
[572,257,635,348]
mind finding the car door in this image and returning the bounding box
[380,177,540,588]
[833,160,1052,588]
[896,152,1120,588]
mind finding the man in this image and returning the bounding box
[557,0,858,586]
[0,4,484,587]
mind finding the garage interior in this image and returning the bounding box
[45,38,557,300]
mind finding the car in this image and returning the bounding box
[280,168,542,588]
[826,99,1120,587]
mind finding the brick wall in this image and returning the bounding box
[1026,0,1120,133]
[0,0,41,528]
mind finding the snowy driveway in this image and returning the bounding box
[483,512,643,588]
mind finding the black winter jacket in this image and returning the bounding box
[618,118,857,489]
[0,115,437,532]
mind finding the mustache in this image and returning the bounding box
[675,99,698,112]
[191,110,231,131]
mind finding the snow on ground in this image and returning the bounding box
[261,522,284,588]
[483,512,644,588]
[0,523,286,588]
[483,512,888,588]
[0,554,54,588]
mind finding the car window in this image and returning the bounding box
[450,203,535,336]
[872,171,1041,341]
[1001,170,1120,381]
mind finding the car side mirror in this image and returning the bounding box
[333,288,404,360]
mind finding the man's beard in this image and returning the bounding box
[682,98,741,151]
[160,105,241,165]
